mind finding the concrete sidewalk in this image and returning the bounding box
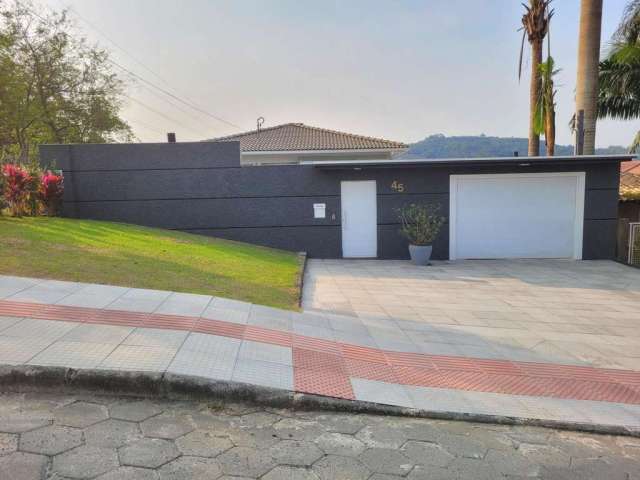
[0,274,639,434]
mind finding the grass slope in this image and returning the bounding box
[0,217,302,310]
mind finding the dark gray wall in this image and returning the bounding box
[40,142,621,260]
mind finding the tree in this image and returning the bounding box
[534,56,559,155]
[575,0,603,155]
[597,1,640,152]
[519,0,553,157]
[0,1,132,162]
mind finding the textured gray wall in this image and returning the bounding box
[40,143,620,260]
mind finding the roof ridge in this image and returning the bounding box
[291,123,407,148]
[209,123,303,142]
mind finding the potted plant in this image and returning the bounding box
[397,203,445,265]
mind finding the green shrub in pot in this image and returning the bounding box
[397,203,445,265]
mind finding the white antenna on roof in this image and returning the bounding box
[257,117,265,132]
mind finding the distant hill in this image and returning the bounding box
[404,134,628,158]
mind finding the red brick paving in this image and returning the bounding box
[1,299,640,404]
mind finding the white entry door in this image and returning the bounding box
[341,181,377,258]
[450,172,585,260]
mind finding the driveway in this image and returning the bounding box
[302,259,640,371]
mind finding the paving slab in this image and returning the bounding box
[8,280,84,304]
[157,456,222,479]
[238,340,292,366]
[141,414,194,440]
[110,400,162,422]
[119,438,180,468]
[232,358,294,390]
[105,288,172,313]
[0,336,55,364]
[2,318,77,342]
[123,328,188,349]
[54,401,109,428]
[56,284,130,309]
[153,292,212,317]
[269,439,323,466]
[0,452,48,480]
[96,466,159,480]
[0,276,43,299]
[0,432,18,456]
[217,446,276,477]
[84,419,143,448]
[168,334,239,380]
[19,425,82,455]
[175,430,233,457]
[52,445,119,478]
[28,341,116,368]
[99,345,177,372]
[61,324,133,344]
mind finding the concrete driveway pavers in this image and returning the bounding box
[303,259,640,371]
[0,266,639,432]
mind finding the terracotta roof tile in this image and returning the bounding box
[621,160,640,174]
[621,172,640,201]
[208,123,407,152]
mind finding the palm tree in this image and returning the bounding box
[519,1,553,156]
[598,1,640,151]
[535,56,559,155]
[575,0,603,155]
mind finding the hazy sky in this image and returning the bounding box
[43,0,636,147]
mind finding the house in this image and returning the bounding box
[208,123,408,166]
[42,140,632,261]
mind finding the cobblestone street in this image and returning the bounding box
[0,393,638,479]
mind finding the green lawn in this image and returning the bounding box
[0,217,303,310]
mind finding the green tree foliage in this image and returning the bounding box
[598,1,640,151]
[0,1,132,162]
[404,134,625,159]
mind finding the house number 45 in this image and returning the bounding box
[391,180,405,192]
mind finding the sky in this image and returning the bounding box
[42,0,636,147]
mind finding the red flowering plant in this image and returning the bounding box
[39,170,64,216]
[2,164,32,217]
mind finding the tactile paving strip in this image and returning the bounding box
[2,299,640,405]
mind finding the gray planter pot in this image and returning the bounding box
[409,244,432,265]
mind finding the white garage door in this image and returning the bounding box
[450,172,585,260]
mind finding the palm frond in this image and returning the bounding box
[615,0,640,43]
[630,130,640,153]
[598,51,640,120]
[518,29,526,81]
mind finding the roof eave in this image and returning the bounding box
[300,154,634,168]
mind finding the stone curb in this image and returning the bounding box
[296,251,308,309]
[0,364,638,438]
